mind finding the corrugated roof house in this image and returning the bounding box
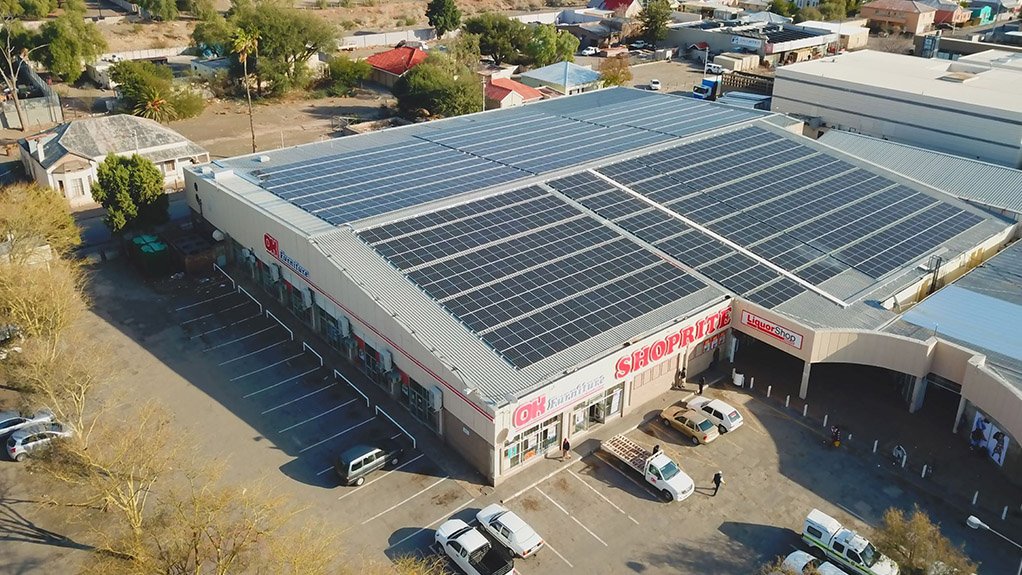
[518,62,604,95]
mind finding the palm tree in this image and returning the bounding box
[133,85,177,124]
[232,28,260,154]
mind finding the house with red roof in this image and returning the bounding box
[586,0,643,17]
[366,46,429,88]
[484,78,545,110]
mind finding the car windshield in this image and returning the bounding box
[861,543,879,567]
[659,461,680,480]
[697,419,714,432]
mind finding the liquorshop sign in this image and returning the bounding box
[264,233,311,278]
[740,310,803,349]
[511,304,732,430]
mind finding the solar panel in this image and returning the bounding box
[745,278,807,308]
[657,234,735,268]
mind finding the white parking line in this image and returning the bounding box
[179,301,249,326]
[316,465,335,476]
[174,291,235,311]
[229,353,305,381]
[298,416,375,454]
[504,458,580,503]
[218,340,288,366]
[278,399,358,433]
[593,452,660,498]
[258,379,335,410]
[203,326,276,352]
[535,487,607,547]
[337,454,426,502]
[569,470,640,525]
[189,314,260,339]
[385,497,477,551]
[543,540,575,569]
[361,476,448,525]
[242,369,318,400]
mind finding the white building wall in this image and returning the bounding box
[771,71,1022,168]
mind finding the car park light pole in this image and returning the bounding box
[966,515,1022,575]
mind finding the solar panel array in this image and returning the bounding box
[252,90,764,225]
[358,187,709,368]
[547,126,985,309]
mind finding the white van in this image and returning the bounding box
[706,62,726,75]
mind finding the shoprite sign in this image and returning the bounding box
[740,310,803,349]
[614,307,732,379]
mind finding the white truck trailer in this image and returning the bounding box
[600,434,695,502]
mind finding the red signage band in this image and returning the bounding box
[614,307,732,379]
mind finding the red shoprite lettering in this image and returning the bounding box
[614,307,732,379]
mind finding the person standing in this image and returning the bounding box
[561,437,572,461]
[652,444,661,456]
[698,377,706,395]
[712,471,724,496]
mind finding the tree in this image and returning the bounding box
[322,54,370,96]
[872,506,978,575]
[448,31,481,70]
[797,6,823,21]
[758,555,820,574]
[638,0,671,46]
[0,259,85,355]
[137,0,177,20]
[111,60,204,121]
[462,13,529,65]
[232,28,259,153]
[37,13,106,83]
[525,24,579,67]
[133,85,177,123]
[426,0,460,39]
[599,55,632,86]
[768,0,796,17]
[1,16,45,131]
[18,0,57,19]
[91,154,168,234]
[0,183,80,263]
[394,54,480,119]
[192,12,234,57]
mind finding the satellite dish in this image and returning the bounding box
[496,428,509,444]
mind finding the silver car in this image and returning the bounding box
[0,408,55,440]
[6,422,72,462]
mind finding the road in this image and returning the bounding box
[74,191,191,248]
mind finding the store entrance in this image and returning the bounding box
[572,384,624,434]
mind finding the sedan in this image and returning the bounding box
[476,503,544,558]
[0,408,55,440]
[7,422,72,462]
[630,40,650,49]
[778,551,849,575]
[649,79,662,91]
[660,406,719,444]
[580,46,599,56]
[687,396,744,434]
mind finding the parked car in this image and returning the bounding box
[935,22,954,30]
[630,40,650,49]
[649,78,662,91]
[476,503,544,558]
[6,422,72,462]
[687,396,744,434]
[775,550,850,575]
[334,439,403,486]
[580,46,599,56]
[660,406,719,444]
[0,408,55,440]
[435,519,515,575]
[706,63,726,75]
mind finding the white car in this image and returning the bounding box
[631,40,650,49]
[580,46,598,56]
[649,79,662,91]
[688,396,744,434]
[6,422,72,462]
[0,408,55,440]
[779,551,850,575]
[476,504,544,558]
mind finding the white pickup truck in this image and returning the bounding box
[802,509,899,575]
[601,434,694,502]
[435,519,516,575]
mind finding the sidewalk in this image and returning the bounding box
[730,343,1022,533]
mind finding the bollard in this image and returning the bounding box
[749,377,755,390]
[1002,506,1008,521]
[767,385,772,398]
[823,414,829,428]
[921,465,928,478]
[848,433,852,442]
[972,491,978,505]
[732,368,736,380]
[901,452,906,468]
[803,404,808,417]
[873,439,878,453]
[785,395,790,408]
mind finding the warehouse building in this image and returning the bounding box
[772,49,1022,169]
[185,88,1020,483]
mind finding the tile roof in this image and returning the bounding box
[486,78,544,102]
[862,0,937,12]
[366,46,429,76]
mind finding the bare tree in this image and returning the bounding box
[872,506,978,575]
[0,16,46,132]
[0,183,82,264]
[758,555,819,574]
[0,259,87,359]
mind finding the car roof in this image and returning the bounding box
[0,411,23,422]
[338,439,400,462]
[681,409,709,422]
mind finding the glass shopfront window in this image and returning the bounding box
[399,377,440,433]
[317,306,341,349]
[572,383,624,434]
[503,415,560,471]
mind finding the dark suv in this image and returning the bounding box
[334,440,403,486]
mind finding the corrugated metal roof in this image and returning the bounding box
[819,130,1022,218]
[520,62,602,88]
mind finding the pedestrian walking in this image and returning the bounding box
[712,471,724,496]
[698,377,706,395]
[561,437,572,461]
[652,444,661,456]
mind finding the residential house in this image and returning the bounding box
[859,0,937,33]
[484,78,545,110]
[18,114,209,209]
[969,0,1021,20]
[366,46,429,88]
[736,0,771,10]
[518,61,604,95]
[587,0,643,18]
[969,4,994,24]
[919,0,972,26]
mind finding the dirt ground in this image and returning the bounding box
[98,19,197,53]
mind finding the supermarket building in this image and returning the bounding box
[185,88,1022,483]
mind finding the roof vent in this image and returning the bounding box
[938,71,977,83]
[257,155,271,163]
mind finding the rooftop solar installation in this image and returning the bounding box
[358,188,710,368]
